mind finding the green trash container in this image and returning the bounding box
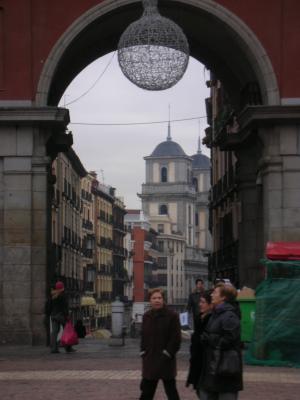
[237,298,256,342]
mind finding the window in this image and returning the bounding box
[161,167,168,182]
[193,177,198,192]
[158,224,164,233]
[158,257,167,270]
[158,241,164,252]
[195,213,199,226]
[159,204,168,215]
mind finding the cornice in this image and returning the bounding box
[0,107,70,127]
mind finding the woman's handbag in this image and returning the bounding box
[209,347,240,377]
[61,321,79,346]
[215,348,241,377]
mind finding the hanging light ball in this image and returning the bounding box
[118,0,189,91]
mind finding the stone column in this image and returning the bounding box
[235,144,264,288]
[259,123,300,242]
[0,107,69,345]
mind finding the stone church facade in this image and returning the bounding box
[139,126,211,304]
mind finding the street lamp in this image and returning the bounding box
[118,0,189,91]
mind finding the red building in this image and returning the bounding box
[125,210,162,319]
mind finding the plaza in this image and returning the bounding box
[0,337,299,400]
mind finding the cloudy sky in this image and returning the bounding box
[59,52,210,208]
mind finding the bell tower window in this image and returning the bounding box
[159,204,168,215]
[161,167,168,182]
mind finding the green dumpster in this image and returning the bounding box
[237,298,256,342]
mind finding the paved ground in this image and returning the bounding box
[0,337,299,400]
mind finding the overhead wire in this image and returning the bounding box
[69,115,207,127]
[64,51,116,106]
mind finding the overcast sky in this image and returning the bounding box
[59,52,210,209]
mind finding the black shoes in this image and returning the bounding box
[65,347,76,353]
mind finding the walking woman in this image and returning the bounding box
[46,281,75,353]
[139,288,181,400]
[186,290,213,392]
[198,284,243,400]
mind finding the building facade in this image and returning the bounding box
[80,172,97,329]
[204,78,253,287]
[140,126,211,303]
[91,177,114,329]
[51,149,87,323]
[124,210,162,319]
[112,197,127,301]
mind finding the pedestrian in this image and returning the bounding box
[198,284,243,400]
[139,288,181,400]
[46,281,75,353]
[186,290,213,393]
[187,278,205,328]
[74,319,86,339]
[215,281,241,320]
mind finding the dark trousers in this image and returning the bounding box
[198,389,238,400]
[140,378,180,400]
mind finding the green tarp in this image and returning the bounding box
[245,259,300,368]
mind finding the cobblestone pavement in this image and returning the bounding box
[0,337,299,400]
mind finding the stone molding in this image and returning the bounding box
[0,107,70,127]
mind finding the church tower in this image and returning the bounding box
[140,125,210,304]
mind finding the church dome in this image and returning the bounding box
[191,136,211,169]
[151,140,186,157]
[150,122,187,157]
[192,152,211,169]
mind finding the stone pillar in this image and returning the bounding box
[259,123,300,242]
[0,107,69,345]
[235,144,264,288]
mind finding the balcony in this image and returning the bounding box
[113,246,127,258]
[210,165,237,208]
[82,219,93,231]
[113,222,126,233]
[99,264,111,274]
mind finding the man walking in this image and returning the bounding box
[187,278,205,328]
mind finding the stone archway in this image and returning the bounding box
[36,0,279,107]
[4,0,300,345]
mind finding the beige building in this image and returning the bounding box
[51,148,86,322]
[91,178,114,329]
[80,172,97,328]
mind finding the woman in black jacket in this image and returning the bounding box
[198,284,243,400]
[46,281,75,353]
[186,290,213,393]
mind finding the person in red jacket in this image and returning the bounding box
[139,288,182,400]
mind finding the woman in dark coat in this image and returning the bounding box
[139,288,181,400]
[46,281,74,353]
[198,284,243,400]
[186,291,213,393]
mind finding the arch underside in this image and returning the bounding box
[41,1,279,108]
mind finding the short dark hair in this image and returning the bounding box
[196,278,204,284]
[201,290,213,304]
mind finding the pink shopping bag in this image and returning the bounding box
[61,321,79,346]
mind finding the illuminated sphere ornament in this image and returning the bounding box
[118,0,189,91]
